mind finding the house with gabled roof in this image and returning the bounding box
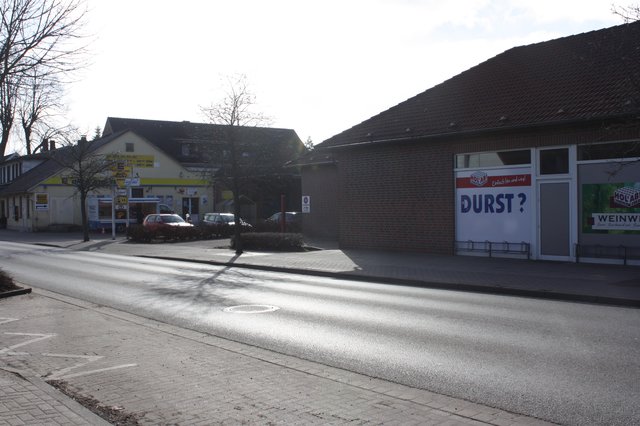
[103,118,306,221]
[0,117,305,232]
[300,21,640,263]
[0,130,207,232]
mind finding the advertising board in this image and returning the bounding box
[582,183,640,234]
[455,168,532,243]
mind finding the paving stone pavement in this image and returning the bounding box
[0,368,110,426]
[1,289,554,425]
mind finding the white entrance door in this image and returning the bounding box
[538,181,571,259]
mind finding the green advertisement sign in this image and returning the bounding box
[582,183,640,234]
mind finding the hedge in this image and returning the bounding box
[126,225,305,251]
[231,232,304,251]
[126,224,214,242]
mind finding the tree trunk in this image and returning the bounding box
[23,125,32,155]
[0,126,11,158]
[80,192,90,242]
[229,130,243,254]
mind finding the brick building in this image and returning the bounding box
[300,22,640,263]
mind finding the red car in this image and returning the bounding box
[142,214,194,232]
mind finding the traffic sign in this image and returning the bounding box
[302,195,311,213]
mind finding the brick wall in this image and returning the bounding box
[336,140,454,253]
[303,121,640,254]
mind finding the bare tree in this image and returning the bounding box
[17,67,64,154]
[0,0,88,157]
[91,125,101,141]
[51,133,114,242]
[200,74,270,254]
[304,136,314,151]
[201,74,269,127]
[0,73,17,152]
[612,3,640,22]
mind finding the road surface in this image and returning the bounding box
[1,241,639,425]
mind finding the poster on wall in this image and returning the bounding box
[582,183,640,234]
[455,168,531,243]
[34,193,49,211]
[88,197,99,221]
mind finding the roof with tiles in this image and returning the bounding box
[0,131,126,195]
[319,21,640,148]
[103,117,305,166]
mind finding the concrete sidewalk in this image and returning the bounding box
[0,367,111,426]
[2,229,640,307]
[1,289,552,425]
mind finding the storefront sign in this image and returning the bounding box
[455,168,532,242]
[35,193,49,211]
[107,154,155,168]
[582,183,640,233]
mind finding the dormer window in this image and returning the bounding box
[1,162,22,183]
[181,143,191,156]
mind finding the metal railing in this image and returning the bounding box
[455,240,531,260]
[575,244,640,265]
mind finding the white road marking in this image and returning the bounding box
[0,317,19,325]
[53,364,138,380]
[223,304,280,314]
[43,353,103,359]
[0,332,56,354]
[44,353,104,380]
[0,317,137,381]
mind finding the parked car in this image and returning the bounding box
[202,212,253,237]
[265,211,301,232]
[142,214,194,232]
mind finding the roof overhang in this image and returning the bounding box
[324,114,640,150]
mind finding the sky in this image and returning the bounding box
[40,0,624,151]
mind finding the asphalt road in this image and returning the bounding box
[2,241,639,425]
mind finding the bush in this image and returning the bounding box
[194,225,219,240]
[126,224,152,242]
[159,226,200,241]
[0,269,19,292]
[232,232,304,251]
[255,220,301,233]
[127,224,214,243]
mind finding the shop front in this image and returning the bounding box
[88,196,174,231]
[454,141,640,264]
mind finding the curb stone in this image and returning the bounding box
[0,286,31,299]
[136,254,640,308]
[1,367,111,426]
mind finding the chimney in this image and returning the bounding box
[49,140,56,150]
[41,138,49,151]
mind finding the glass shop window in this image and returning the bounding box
[539,148,569,175]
